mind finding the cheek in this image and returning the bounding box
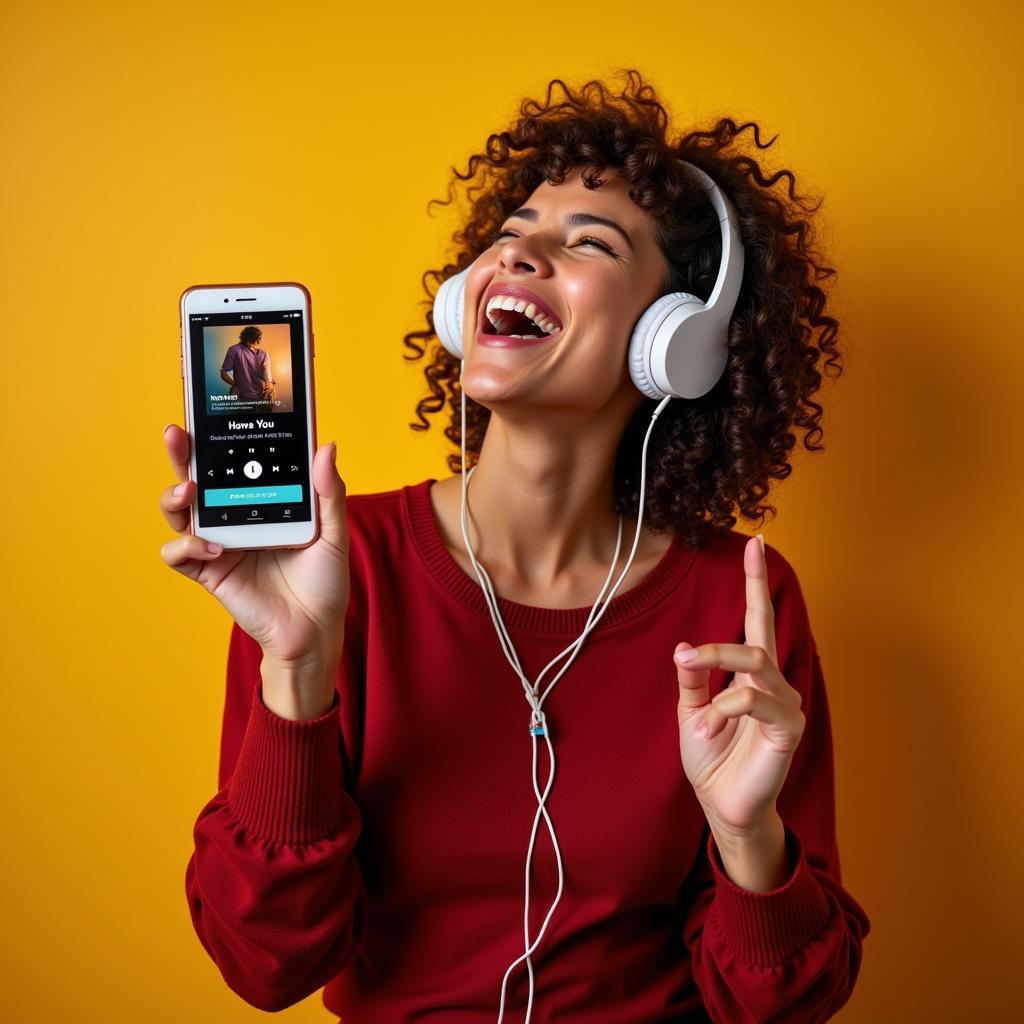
[564,275,636,343]
[559,290,635,386]
[465,263,493,319]
[469,256,497,285]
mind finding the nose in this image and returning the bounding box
[496,232,554,276]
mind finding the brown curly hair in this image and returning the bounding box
[402,69,843,550]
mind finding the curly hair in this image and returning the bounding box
[239,325,262,344]
[402,68,843,550]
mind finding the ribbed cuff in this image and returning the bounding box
[706,823,833,967]
[227,685,351,845]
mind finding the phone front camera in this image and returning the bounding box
[223,298,228,303]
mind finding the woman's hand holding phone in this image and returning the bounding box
[159,424,349,721]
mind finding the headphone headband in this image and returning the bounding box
[675,160,744,321]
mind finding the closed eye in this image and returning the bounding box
[492,229,619,257]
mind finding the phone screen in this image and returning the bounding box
[185,309,312,529]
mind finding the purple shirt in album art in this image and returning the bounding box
[221,343,270,399]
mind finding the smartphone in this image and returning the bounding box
[178,281,319,550]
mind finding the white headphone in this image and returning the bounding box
[430,160,745,1022]
[432,159,744,401]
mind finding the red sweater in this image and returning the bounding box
[185,478,871,1022]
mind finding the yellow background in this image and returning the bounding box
[2,1,1021,1020]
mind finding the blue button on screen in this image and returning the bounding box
[205,485,304,507]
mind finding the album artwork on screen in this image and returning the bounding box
[202,322,295,417]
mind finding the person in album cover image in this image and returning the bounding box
[220,324,277,409]
[161,70,871,1023]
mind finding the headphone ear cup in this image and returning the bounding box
[628,291,730,400]
[628,292,702,399]
[433,266,471,359]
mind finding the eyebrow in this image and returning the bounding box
[504,206,634,250]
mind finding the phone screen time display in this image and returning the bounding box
[187,310,311,528]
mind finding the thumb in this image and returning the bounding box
[674,642,710,711]
[312,441,349,552]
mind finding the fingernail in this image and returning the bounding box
[163,423,174,436]
[757,532,765,555]
[173,482,187,496]
[207,541,222,554]
[675,646,700,664]
[330,441,337,465]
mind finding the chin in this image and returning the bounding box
[460,363,533,405]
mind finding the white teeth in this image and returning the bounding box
[485,294,562,335]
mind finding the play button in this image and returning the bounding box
[243,460,263,479]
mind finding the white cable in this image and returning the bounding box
[457,364,671,1022]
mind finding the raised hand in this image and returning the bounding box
[158,424,351,714]
[673,536,806,842]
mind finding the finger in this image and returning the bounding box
[159,478,195,533]
[163,424,191,484]
[311,441,349,555]
[675,642,711,711]
[702,685,805,745]
[673,642,798,706]
[744,534,778,666]
[159,532,224,582]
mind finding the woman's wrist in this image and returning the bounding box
[260,647,340,722]
[710,811,791,892]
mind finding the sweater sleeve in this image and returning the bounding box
[679,651,872,1023]
[184,623,369,1012]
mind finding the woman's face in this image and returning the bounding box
[460,164,670,416]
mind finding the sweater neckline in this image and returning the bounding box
[404,477,699,636]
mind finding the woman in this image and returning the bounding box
[164,71,871,1022]
[219,324,277,409]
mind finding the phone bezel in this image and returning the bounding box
[179,282,319,550]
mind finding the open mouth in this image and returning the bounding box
[481,296,563,339]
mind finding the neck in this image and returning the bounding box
[463,400,649,588]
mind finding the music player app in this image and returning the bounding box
[187,310,312,528]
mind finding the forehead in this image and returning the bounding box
[517,166,657,251]
[525,166,645,221]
